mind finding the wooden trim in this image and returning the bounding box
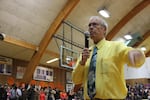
[2,34,59,57]
[4,35,37,50]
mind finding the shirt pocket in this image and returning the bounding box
[99,57,120,75]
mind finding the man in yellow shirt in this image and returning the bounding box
[72,16,145,100]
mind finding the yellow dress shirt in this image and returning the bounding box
[72,38,145,99]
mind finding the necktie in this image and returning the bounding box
[87,46,97,99]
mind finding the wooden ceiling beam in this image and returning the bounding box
[132,30,150,57]
[146,51,150,57]
[3,34,37,50]
[133,30,150,47]
[1,33,59,57]
[106,0,150,40]
[23,0,80,82]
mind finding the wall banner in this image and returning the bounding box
[33,66,53,82]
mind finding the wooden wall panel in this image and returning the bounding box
[0,58,68,90]
[0,75,9,84]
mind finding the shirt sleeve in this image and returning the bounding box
[72,55,85,84]
[118,42,145,68]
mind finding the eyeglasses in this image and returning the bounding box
[88,22,100,27]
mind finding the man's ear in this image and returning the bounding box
[103,28,107,36]
[104,32,106,36]
[103,27,107,36]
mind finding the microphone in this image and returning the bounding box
[84,31,90,48]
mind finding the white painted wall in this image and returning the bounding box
[124,57,150,79]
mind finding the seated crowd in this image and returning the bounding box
[0,82,149,100]
[0,83,83,100]
[126,83,150,100]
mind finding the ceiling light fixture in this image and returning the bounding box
[124,34,133,40]
[46,58,59,64]
[140,46,146,51]
[98,8,110,18]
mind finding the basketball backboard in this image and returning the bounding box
[60,45,79,70]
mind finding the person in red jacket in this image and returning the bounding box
[40,88,46,100]
[60,90,68,100]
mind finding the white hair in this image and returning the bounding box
[89,16,108,35]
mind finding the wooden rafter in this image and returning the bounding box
[106,0,150,40]
[22,0,80,82]
[4,35,36,50]
[133,30,150,47]
[1,34,59,57]
[146,51,150,57]
[132,31,150,57]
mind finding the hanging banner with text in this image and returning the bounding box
[33,66,53,82]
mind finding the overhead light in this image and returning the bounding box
[140,46,146,51]
[66,56,72,61]
[46,58,59,64]
[124,34,133,40]
[98,8,110,18]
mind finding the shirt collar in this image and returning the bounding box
[94,38,107,50]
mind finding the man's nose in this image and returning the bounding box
[88,26,93,31]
